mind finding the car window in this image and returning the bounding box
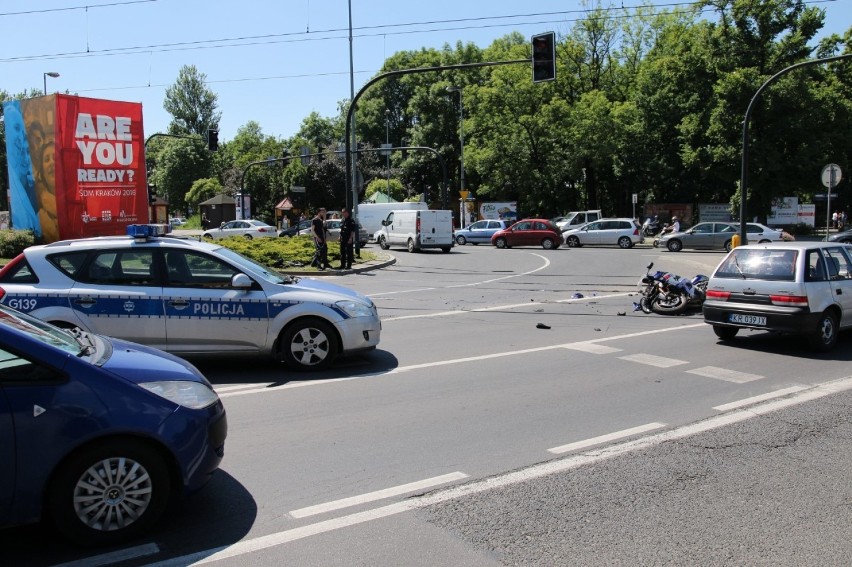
[586,222,601,231]
[85,250,156,285]
[514,221,532,230]
[164,250,240,288]
[692,224,713,234]
[714,248,797,281]
[48,251,89,281]
[0,258,39,284]
[533,221,548,230]
[823,247,852,280]
[805,250,828,282]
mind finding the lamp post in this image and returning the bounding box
[447,86,466,226]
[43,71,60,95]
[385,109,391,192]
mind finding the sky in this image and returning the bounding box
[1,0,849,144]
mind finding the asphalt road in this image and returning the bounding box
[6,242,852,566]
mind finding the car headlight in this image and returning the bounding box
[139,381,219,409]
[336,299,374,318]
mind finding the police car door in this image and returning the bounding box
[71,249,166,349]
[161,249,269,353]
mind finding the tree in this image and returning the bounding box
[185,178,222,208]
[163,65,221,136]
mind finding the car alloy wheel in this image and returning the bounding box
[666,239,682,252]
[282,317,338,370]
[495,237,508,249]
[456,235,467,245]
[566,236,581,248]
[810,310,838,352]
[541,238,555,250]
[618,236,632,249]
[48,440,170,546]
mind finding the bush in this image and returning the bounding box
[214,235,376,271]
[0,230,35,258]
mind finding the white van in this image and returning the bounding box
[356,202,428,241]
[377,210,454,253]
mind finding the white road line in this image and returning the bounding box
[289,472,469,519]
[371,253,551,296]
[687,366,764,384]
[214,383,270,393]
[563,342,622,354]
[382,292,636,322]
[712,386,808,411]
[54,543,160,567]
[151,375,852,566]
[217,377,359,398]
[547,422,667,454]
[618,353,689,368]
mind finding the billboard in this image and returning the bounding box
[3,94,147,242]
[479,202,518,220]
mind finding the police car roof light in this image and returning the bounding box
[126,224,172,239]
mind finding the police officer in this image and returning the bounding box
[338,207,356,270]
[310,208,329,271]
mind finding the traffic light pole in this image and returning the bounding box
[739,53,852,244]
[344,59,528,237]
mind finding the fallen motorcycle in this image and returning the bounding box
[635,262,708,315]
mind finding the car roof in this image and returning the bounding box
[24,234,220,256]
[732,241,846,250]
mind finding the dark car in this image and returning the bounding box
[0,303,227,545]
[491,219,562,249]
[279,219,313,237]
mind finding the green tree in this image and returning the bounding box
[163,65,222,136]
[185,177,222,207]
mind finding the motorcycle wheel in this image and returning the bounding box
[651,293,688,315]
[639,295,653,314]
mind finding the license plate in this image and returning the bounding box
[728,313,767,326]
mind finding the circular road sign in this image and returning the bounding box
[822,163,842,188]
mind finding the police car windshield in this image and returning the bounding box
[213,246,290,284]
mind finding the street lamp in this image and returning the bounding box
[385,109,391,192]
[43,71,60,95]
[447,86,466,225]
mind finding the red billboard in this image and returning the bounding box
[3,94,148,242]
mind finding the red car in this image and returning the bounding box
[491,219,563,249]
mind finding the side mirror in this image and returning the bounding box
[231,273,253,289]
[220,222,226,229]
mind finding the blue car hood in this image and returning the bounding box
[101,337,209,386]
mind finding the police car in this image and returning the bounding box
[0,225,381,371]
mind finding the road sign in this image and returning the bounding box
[379,143,392,156]
[459,190,469,200]
[822,163,842,188]
[291,185,306,193]
[632,193,638,204]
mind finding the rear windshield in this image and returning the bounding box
[714,249,797,281]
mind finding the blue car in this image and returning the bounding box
[453,220,510,245]
[0,303,227,546]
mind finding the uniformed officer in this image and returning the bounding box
[310,208,329,271]
[338,208,356,270]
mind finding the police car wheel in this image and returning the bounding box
[281,318,338,370]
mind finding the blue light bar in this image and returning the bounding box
[126,224,172,239]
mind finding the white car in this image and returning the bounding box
[563,218,644,249]
[169,217,187,226]
[0,224,381,370]
[298,219,370,246]
[202,219,277,240]
[704,241,852,351]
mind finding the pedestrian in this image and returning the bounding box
[832,210,838,229]
[201,212,209,230]
[338,207,356,270]
[310,208,329,270]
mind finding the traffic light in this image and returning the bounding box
[148,184,156,206]
[532,32,556,83]
[207,129,219,152]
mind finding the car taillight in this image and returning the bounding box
[258,227,269,232]
[633,228,639,236]
[416,218,421,232]
[770,294,808,307]
[706,289,730,300]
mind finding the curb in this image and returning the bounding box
[285,251,396,276]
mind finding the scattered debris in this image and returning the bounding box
[594,328,601,331]
[572,293,584,299]
[617,311,626,316]
[536,323,551,329]
[535,308,543,312]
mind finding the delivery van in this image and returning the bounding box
[377,210,454,253]
[356,202,428,241]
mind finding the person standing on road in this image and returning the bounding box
[201,213,209,230]
[310,208,329,270]
[338,208,356,270]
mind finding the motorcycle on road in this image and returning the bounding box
[635,262,708,315]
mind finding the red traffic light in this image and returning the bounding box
[531,32,556,83]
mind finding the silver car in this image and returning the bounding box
[703,242,852,351]
[563,218,644,249]
[454,220,510,245]
[202,219,278,240]
[660,222,788,252]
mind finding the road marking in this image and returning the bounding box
[687,366,764,384]
[54,543,160,567]
[383,292,635,322]
[547,422,667,454]
[289,472,468,518]
[712,386,808,411]
[563,342,622,354]
[149,375,852,566]
[217,376,359,398]
[618,353,689,368]
[214,383,270,393]
[372,253,551,296]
